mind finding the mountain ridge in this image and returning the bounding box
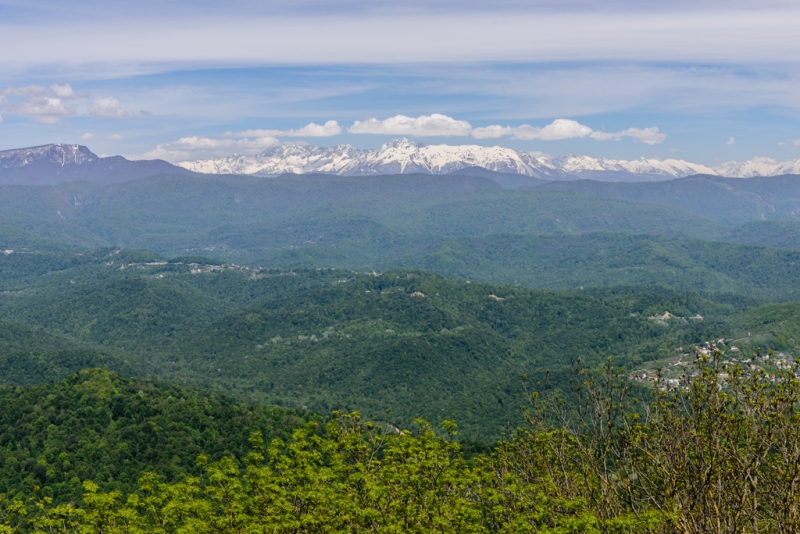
[175,138,800,180]
[2,141,800,185]
[0,143,197,186]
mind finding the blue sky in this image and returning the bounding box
[1,0,799,164]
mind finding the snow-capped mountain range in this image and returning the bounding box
[2,141,800,184]
[178,138,800,180]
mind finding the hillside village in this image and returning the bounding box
[630,338,797,391]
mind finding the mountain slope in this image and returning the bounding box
[0,144,196,185]
[0,369,312,503]
[168,270,728,437]
[0,173,731,259]
[536,175,800,226]
[5,247,800,439]
[0,320,130,385]
[383,233,800,300]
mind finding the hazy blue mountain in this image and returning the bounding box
[724,220,800,249]
[447,166,552,189]
[380,233,800,300]
[0,144,197,186]
[535,175,800,225]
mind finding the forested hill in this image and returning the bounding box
[3,247,800,438]
[0,369,313,504]
[0,320,130,385]
[0,172,762,259]
[537,174,800,225]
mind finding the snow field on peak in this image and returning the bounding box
[178,138,743,179]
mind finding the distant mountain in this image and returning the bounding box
[0,144,196,185]
[177,138,800,181]
[537,174,800,226]
[3,141,799,185]
[714,157,800,178]
[181,138,561,179]
[550,155,716,181]
[444,166,551,188]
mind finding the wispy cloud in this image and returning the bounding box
[727,136,736,145]
[3,8,800,66]
[140,135,280,162]
[1,84,83,99]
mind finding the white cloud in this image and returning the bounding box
[108,133,123,140]
[349,114,473,137]
[0,84,127,123]
[89,97,127,119]
[473,119,594,141]
[8,96,74,123]
[232,120,341,138]
[472,118,666,144]
[140,115,667,163]
[139,135,280,162]
[470,125,511,139]
[726,136,736,145]
[792,139,800,146]
[50,84,81,99]
[517,120,595,140]
[0,84,84,123]
[82,132,94,140]
[589,126,667,145]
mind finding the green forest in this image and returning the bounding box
[2,171,800,530]
[3,352,800,532]
[1,248,797,439]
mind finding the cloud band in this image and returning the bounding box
[348,114,666,144]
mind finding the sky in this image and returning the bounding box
[1,0,799,165]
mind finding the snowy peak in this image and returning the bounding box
[179,139,559,179]
[362,139,557,177]
[714,157,800,178]
[185,143,365,176]
[553,155,716,177]
[379,137,424,151]
[179,139,727,180]
[0,144,98,169]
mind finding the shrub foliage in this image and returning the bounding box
[3,349,800,532]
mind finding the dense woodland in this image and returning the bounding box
[0,249,795,438]
[3,353,800,532]
[2,171,800,529]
